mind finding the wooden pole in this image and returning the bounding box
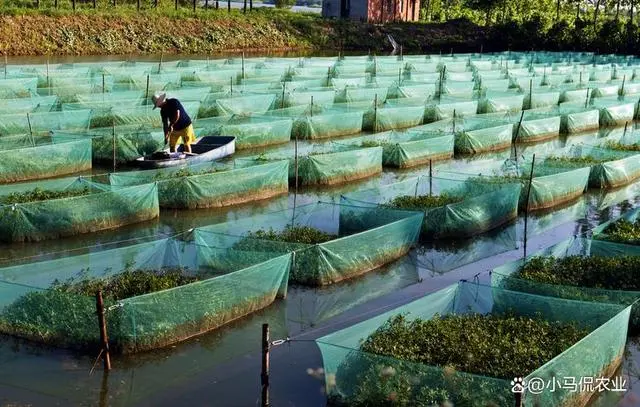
[159,52,164,73]
[250,0,252,10]
[261,323,270,407]
[93,0,96,8]
[621,74,627,95]
[528,79,533,109]
[228,0,230,11]
[4,54,7,80]
[230,77,233,94]
[374,93,378,132]
[452,109,456,132]
[72,0,76,10]
[585,87,590,108]
[327,67,331,87]
[513,110,525,162]
[310,95,314,117]
[112,122,116,173]
[294,132,299,212]
[26,113,35,147]
[243,0,247,13]
[523,154,536,259]
[99,370,109,407]
[95,291,111,371]
[145,74,150,102]
[193,0,197,12]
[102,74,105,94]
[281,82,286,109]
[624,121,629,137]
[429,159,433,196]
[175,0,178,10]
[241,52,245,80]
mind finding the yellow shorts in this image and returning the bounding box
[169,125,196,150]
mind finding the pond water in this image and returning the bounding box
[1,54,640,407]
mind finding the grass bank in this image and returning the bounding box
[0,9,486,56]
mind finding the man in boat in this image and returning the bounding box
[152,93,195,154]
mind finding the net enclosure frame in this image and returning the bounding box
[341,175,521,240]
[317,280,631,407]
[193,201,423,286]
[332,129,454,169]
[0,176,159,242]
[491,235,640,333]
[241,144,383,187]
[109,160,289,209]
[0,138,92,183]
[0,233,292,354]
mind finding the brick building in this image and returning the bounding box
[322,0,420,23]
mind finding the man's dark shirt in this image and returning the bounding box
[160,98,192,134]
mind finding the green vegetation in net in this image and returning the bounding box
[334,313,588,406]
[246,225,336,245]
[382,194,463,211]
[360,140,390,148]
[515,256,640,290]
[545,155,607,166]
[152,167,217,181]
[603,141,640,152]
[53,266,197,301]
[90,115,115,129]
[0,186,91,205]
[197,105,218,118]
[0,264,195,351]
[598,219,640,245]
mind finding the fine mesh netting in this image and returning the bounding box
[341,175,521,239]
[0,138,92,183]
[0,233,292,353]
[317,280,630,407]
[194,202,423,286]
[193,115,293,149]
[0,176,159,242]
[109,160,288,209]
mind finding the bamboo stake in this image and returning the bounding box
[145,74,150,103]
[281,82,286,109]
[374,93,378,132]
[26,113,35,147]
[261,323,270,407]
[621,74,627,96]
[529,79,533,110]
[95,291,111,371]
[429,159,433,196]
[242,52,245,80]
[523,154,536,259]
[112,122,116,173]
[513,110,525,163]
[4,54,7,80]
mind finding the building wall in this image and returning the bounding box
[322,0,418,22]
[367,0,419,23]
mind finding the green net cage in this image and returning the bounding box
[334,86,388,104]
[479,90,525,113]
[194,201,423,286]
[317,280,630,407]
[425,97,478,122]
[453,115,514,154]
[0,109,92,136]
[264,104,365,140]
[492,236,640,331]
[0,176,159,242]
[52,127,164,165]
[242,143,382,186]
[548,144,640,189]
[199,93,276,117]
[361,100,426,132]
[283,87,335,108]
[591,97,636,126]
[109,160,288,209]
[0,233,292,354]
[0,77,37,98]
[334,130,454,168]
[0,138,92,184]
[193,115,293,149]
[0,95,57,114]
[341,175,521,239]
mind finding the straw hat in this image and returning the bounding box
[152,93,167,109]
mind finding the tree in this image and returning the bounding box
[466,0,501,25]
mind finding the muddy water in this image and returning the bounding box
[1,61,640,405]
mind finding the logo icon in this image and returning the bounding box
[511,377,526,393]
